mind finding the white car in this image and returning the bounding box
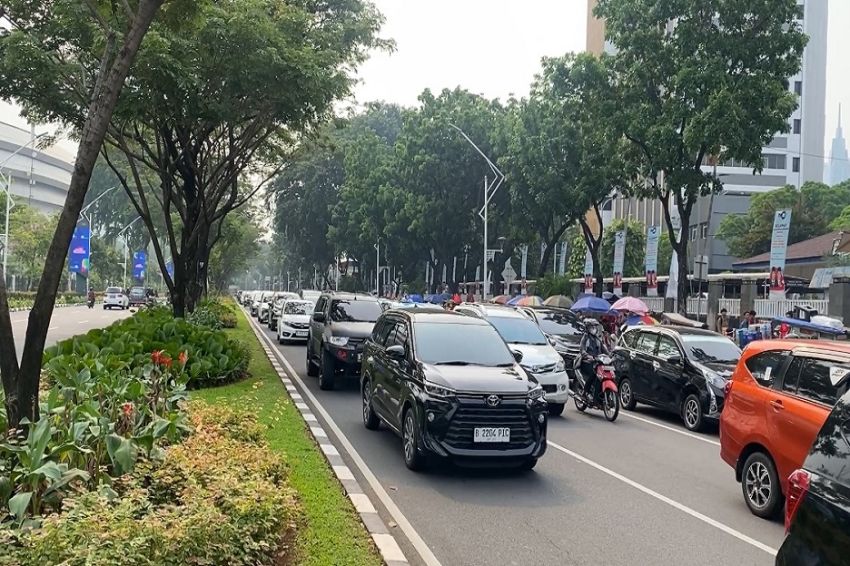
[455,303,570,416]
[103,286,129,310]
[277,299,314,344]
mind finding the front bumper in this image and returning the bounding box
[279,323,310,341]
[531,370,570,403]
[325,343,365,373]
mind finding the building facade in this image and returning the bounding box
[827,105,850,186]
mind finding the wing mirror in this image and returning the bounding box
[386,344,406,359]
[512,350,524,363]
[312,312,326,323]
[667,355,682,365]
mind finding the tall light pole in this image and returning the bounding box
[449,124,504,300]
[79,186,118,294]
[374,239,380,296]
[117,216,142,289]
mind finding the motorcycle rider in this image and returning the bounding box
[87,288,96,308]
[578,318,609,402]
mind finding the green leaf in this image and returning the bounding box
[8,492,32,519]
[105,433,135,475]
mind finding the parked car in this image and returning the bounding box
[361,309,548,471]
[613,326,740,431]
[102,286,129,310]
[777,383,850,565]
[268,292,300,329]
[455,303,570,416]
[253,291,272,318]
[720,340,850,519]
[128,286,148,307]
[519,307,584,368]
[307,292,383,390]
[277,299,314,344]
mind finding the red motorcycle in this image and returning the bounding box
[573,354,620,422]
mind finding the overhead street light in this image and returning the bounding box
[80,186,118,293]
[118,216,142,289]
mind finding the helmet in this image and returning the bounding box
[584,318,601,336]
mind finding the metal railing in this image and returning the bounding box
[642,296,666,313]
[686,297,708,316]
[718,298,742,316]
[753,299,830,320]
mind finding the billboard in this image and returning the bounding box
[132,251,147,282]
[68,225,90,276]
[769,209,792,300]
[645,225,660,297]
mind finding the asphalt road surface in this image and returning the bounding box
[247,312,786,566]
[10,305,132,359]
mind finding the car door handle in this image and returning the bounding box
[652,360,660,371]
[366,356,374,364]
[770,399,785,411]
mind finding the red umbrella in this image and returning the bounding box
[492,295,510,304]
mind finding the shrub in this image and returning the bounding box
[0,403,297,566]
[188,298,237,329]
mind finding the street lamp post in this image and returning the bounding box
[117,216,142,289]
[374,239,380,297]
[80,186,118,293]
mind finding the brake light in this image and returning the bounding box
[724,379,733,397]
[785,468,811,533]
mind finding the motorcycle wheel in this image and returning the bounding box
[573,389,587,413]
[602,390,620,422]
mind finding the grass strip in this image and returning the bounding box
[192,307,383,566]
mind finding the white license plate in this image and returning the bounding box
[296,331,307,337]
[473,427,510,443]
[601,365,615,372]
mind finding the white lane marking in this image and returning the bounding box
[252,321,442,566]
[619,411,721,447]
[546,440,778,556]
[77,320,89,324]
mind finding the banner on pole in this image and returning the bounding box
[645,225,660,297]
[166,261,174,279]
[68,226,90,276]
[520,245,528,278]
[132,251,147,282]
[558,241,568,275]
[769,209,792,300]
[613,230,626,296]
[666,213,681,300]
[583,249,594,294]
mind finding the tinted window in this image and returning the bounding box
[283,301,313,315]
[315,297,327,313]
[745,350,787,387]
[796,358,850,407]
[414,322,514,366]
[330,300,382,323]
[537,312,582,337]
[635,332,658,355]
[488,316,548,345]
[680,335,740,363]
[388,321,410,349]
[782,357,805,394]
[656,336,681,359]
[371,318,394,346]
[805,397,850,484]
[622,330,639,349]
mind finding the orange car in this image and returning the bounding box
[720,340,850,519]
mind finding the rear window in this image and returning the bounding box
[106,287,122,294]
[804,394,850,484]
[536,312,582,337]
[783,356,850,407]
[745,350,788,387]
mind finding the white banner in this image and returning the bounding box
[583,249,594,294]
[613,230,626,296]
[558,241,568,275]
[769,209,792,300]
[520,245,528,278]
[666,212,681,300]
[645,225,660,297]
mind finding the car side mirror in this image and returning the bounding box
[512,350,524,363]
[312,312,326,323]
[387,344,405,359]
[667,355,682,365]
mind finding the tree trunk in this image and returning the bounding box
[676,241,689,315]
[0,0,164,429]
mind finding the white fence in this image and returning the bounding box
[686,297,709,316]
[636,296,829,320]
[642,296,667,313]
[754,299,830,320]
[718,298,742,316]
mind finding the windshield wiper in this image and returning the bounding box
[434,361,471,366]
[494,362,515,367]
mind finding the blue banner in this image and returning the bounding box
[166,261,174,279]
[68,226,90,276]
[132,251,147,281]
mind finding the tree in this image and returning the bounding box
[718,182,850,259]
[595,0,807,312]
[208,208,262,292]
[0,0,165,428]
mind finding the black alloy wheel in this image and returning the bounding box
[619,378,637,410]
[602,390,619,422]
[362,380,380,430]
[402,408,425,471]
[319,348,336,390]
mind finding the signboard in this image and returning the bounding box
[558,241,568,275]
[769,209,792,300]
[68,225,90,276]
[583,249,594,294]
[501,259,517,287]
[132,250,147,282]
[613,230,626,296]
[645,225,660,297]
[520,245,528,278]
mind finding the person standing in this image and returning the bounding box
[715,308,729,334]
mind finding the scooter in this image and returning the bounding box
[572,353,620,422]
[87,297,95,309]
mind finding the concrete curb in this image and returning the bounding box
[10,302,95,313]
[244,312,409,566]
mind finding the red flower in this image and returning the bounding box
[161,355,173,368]
[151,350,163,365]
[121,402,134,417]
[178,351,188,366]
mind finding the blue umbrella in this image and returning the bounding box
[571,295,614,314]
[406,294,424,303]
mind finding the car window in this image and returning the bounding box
[804,395,850,484]
[283,302,312,315]
[634,332,658,355]
[537,312,582,337]
[745,350,788,388]
[488,316,548,345]
[680,335,740,363]
[796,358,850,407]
[330,300,382,323]
[622,330,639,349]
[413,322,515,366]
[782,357,805,395]
[372,318,395,346]
[656,336,681,360]
[314,297,327,314]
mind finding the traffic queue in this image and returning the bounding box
[237,288,850,565]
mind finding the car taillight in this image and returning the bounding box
[724,379,733,397]
[785,468,811,533]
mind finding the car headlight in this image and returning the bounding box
[328,336,349,347]
[704,370,727,389]
[424,381,456,398]
[528,385,545,401]
[555,359,566,372]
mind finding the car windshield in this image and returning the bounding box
[488,316,548,345]
[106,287,121,294]
[129,288,145,297]
[414,322,515,366]
[680,335,741,363]
[284,301,313,315]
[330,300,382,323]
[537,312,582,337]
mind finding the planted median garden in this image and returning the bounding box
[0,301,381,565]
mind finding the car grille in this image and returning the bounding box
[347,337,366,348]
[542,384,557,393]
[443,404,534,450]
[525,362,557,374]
[287,322,309,329]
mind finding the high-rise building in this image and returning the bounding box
[827,105,850,186]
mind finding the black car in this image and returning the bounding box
[360,309,548,471]
[613,326,741,431]
[520,307,583,366]
[307,292,383,390]
[777,384,850,566]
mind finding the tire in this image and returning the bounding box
[519,458,538,471]
[402,407,426,471]
[682,393,704,432]
[103,305,107,310]
[619,377,637,410]
[362,380,380,430]
[319,348,336,390]
[306,348,319,377]
[277,334,284,345]
[602,389,620,422]
[548,403,565,417]
[573,393,587,413]
[742,452,783,519]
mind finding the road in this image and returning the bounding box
[247,312,786,566]
[10,305,132,358]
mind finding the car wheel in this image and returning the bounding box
[306,348,319,377]
[519,458,538,471]
[619,377,637,410]
[402,407,426,471]
[682,393,703,432]
[319,348,336,390]
[548,403,565,417]
[742,452,783,519]
[103,305,107,310]
[277,334,284,345]
[362,380,380,430]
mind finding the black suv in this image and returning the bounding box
[307,292,383,390]
[361,309,548,471]
[777,384,850,565]
[613,326,741,431]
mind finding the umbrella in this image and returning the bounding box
[544,295,573,308]
[424,293,450,304]
[507,295,544,307]
[602,291,620,303]
[626,313,658,326]
[571,296,614,314]
[611,297,650,314]
[492,295,510,304]
[405,294,424,303]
